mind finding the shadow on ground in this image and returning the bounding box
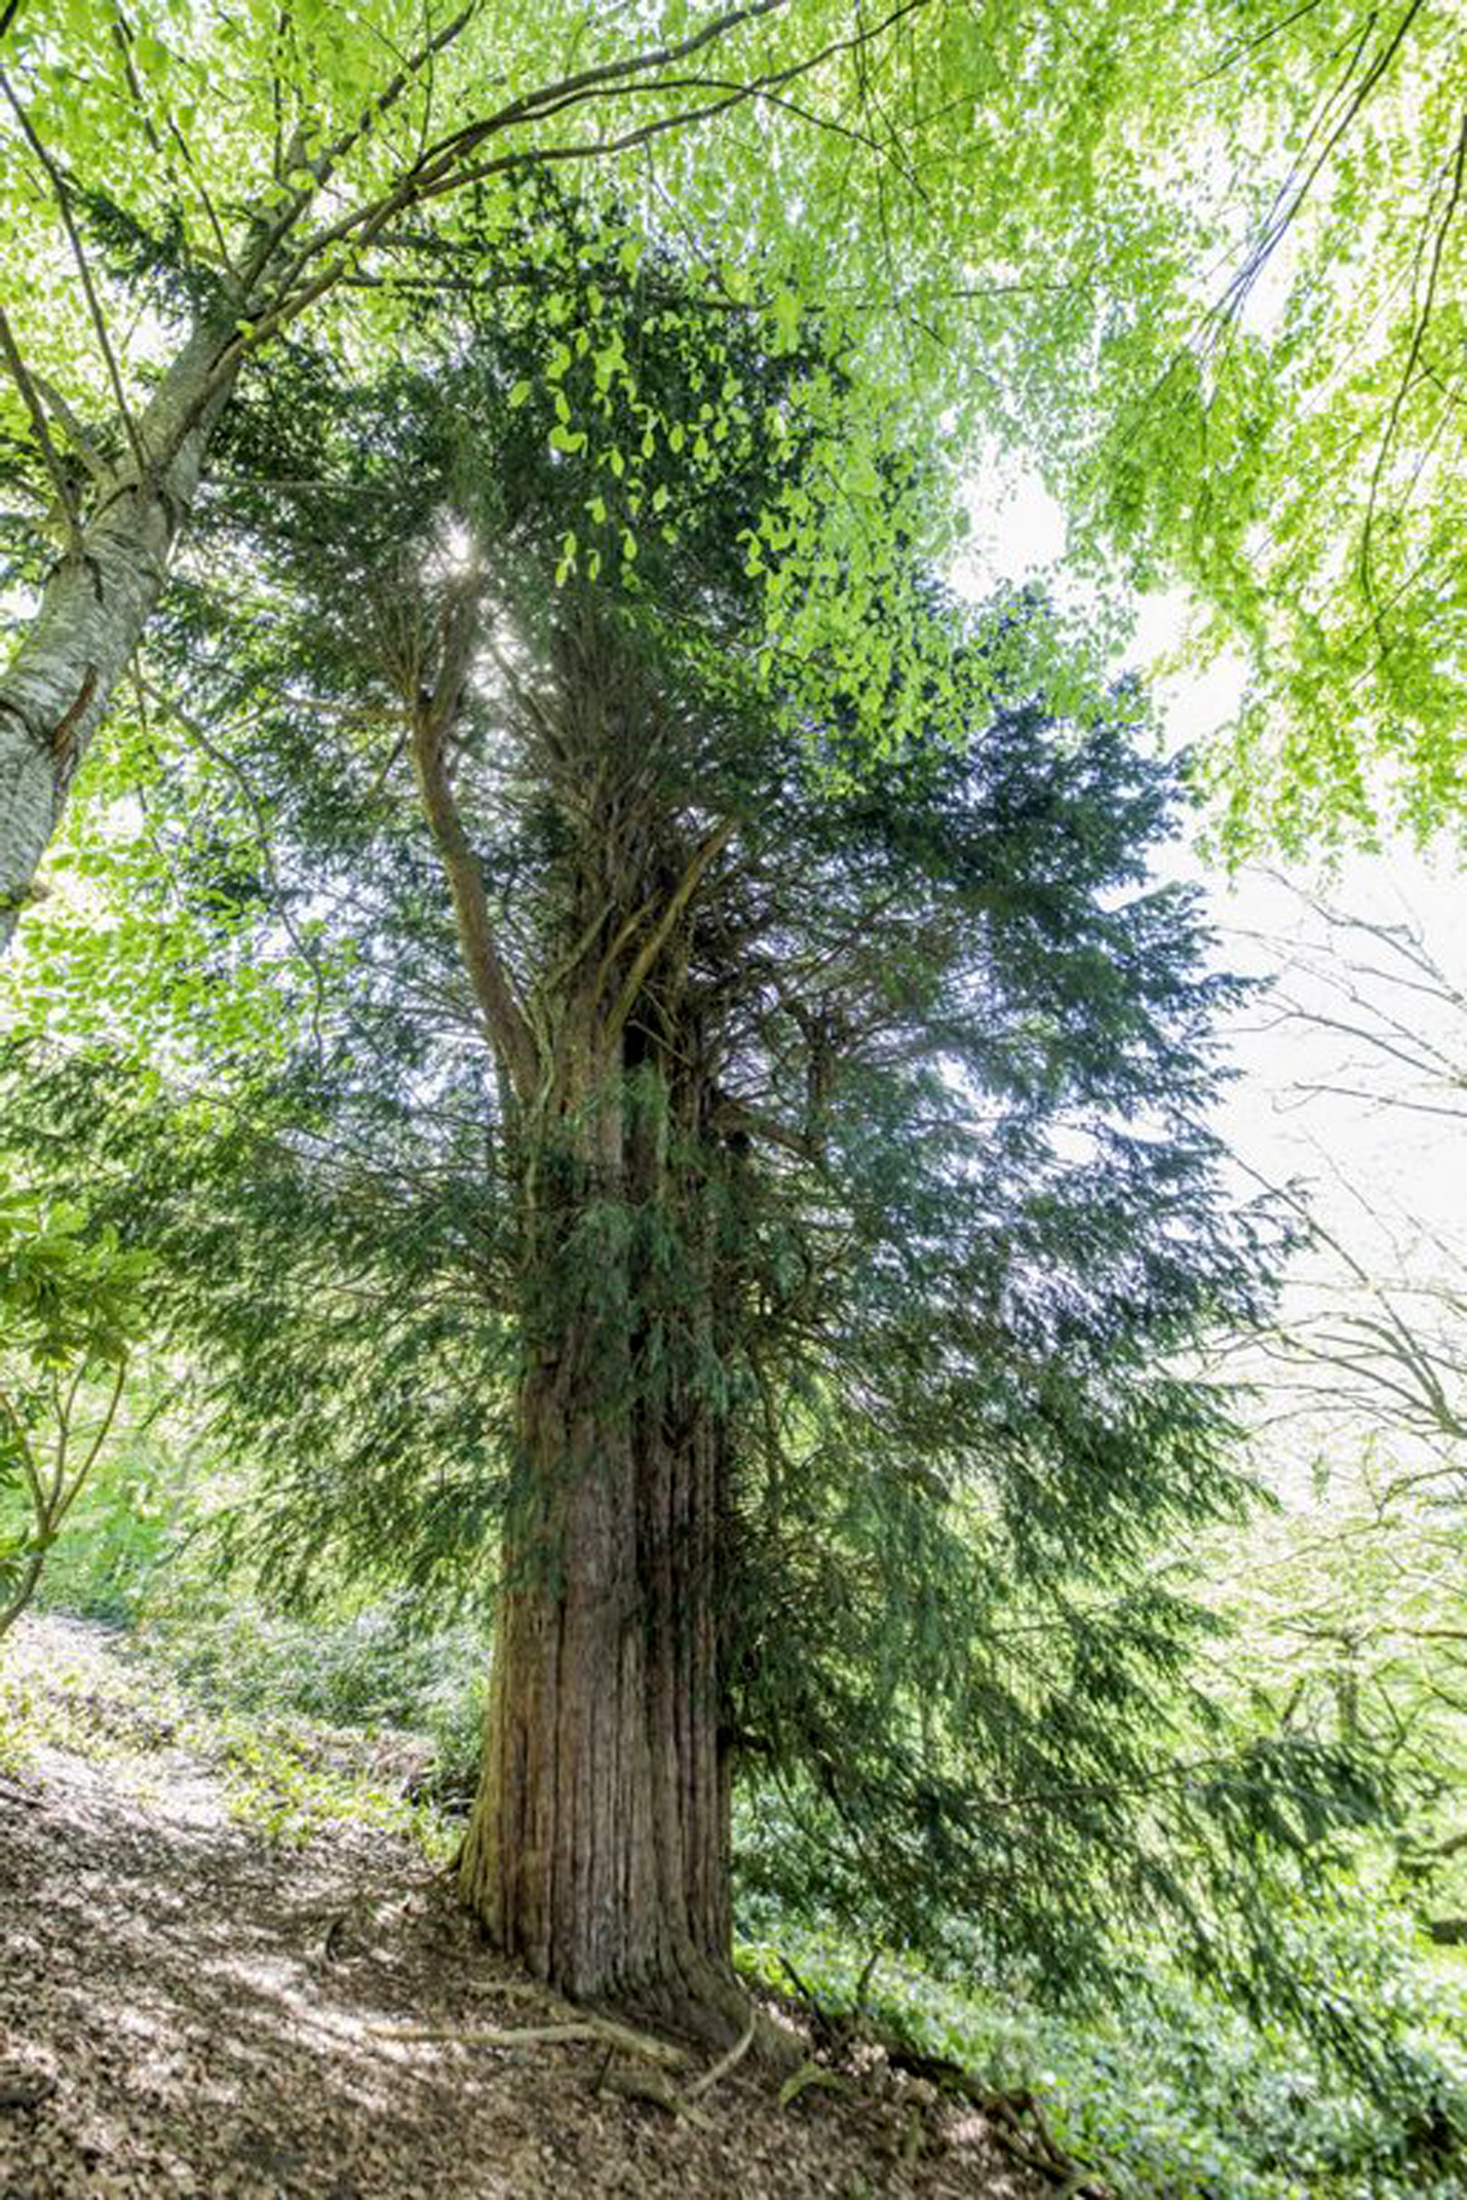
[0,1619,1037,2200]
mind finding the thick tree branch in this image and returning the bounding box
[193,0,933,421]
[408,585,538,1102]
[604,818,736,1038]
[240,1,479,290]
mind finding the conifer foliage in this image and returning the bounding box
[4,218,1363,2027]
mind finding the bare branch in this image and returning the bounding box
[406,581,539,1101]
[197,0,933,420]
[1360,103,1467,628]
[0,306,83,552]
[0,70,151,481]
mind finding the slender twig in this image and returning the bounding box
[27,373,110,485]
[49,1359,87,1507]
[0,70,151,480]
[1194,0,1326,84]
[241,1,477,288]
[0,306,84,551]
[1360,104,1467,624]
[60,1357,127,1526]
[1211,0,1427,337]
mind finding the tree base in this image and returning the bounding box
[620,1938,802,2069]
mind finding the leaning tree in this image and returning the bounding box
[5,0,1461,962]
[0,0,1120,937]
[2,235,1370,2031]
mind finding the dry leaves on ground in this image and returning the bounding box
[0,1617,1044,2200]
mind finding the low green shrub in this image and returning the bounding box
[26,1410,488,1804]
[735,1889,1467,2199]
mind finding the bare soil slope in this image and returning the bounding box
[0,1618,1041,2200]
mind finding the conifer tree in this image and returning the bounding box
[2,220,1369,2031]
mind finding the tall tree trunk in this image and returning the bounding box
[458,1046,741,2032]
[0,319,236,950]
[458,1359,733,2019]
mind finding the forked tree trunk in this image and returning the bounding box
[0,320,236,950]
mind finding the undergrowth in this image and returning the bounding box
[0,1615,456,1863]
[735,1907,1467,2200]
[14,1446,1467,2200]
[15,1427,486,1805]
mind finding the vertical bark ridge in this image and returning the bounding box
[459,1038,740,2028]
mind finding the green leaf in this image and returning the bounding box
[771,290,801,354]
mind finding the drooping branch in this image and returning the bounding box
[1209,0,1430,338]
[0,69,151,482]
[0,305,83,552]
[1360,102,1467,629]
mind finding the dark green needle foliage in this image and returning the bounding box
[4,198,1379,2004]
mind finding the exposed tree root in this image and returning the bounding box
[682,2011,757,2105]
[465,1979,571,2002]
[370,2018,686,2068]
[379,1943,1100,2191]
[877,2044,1109,2195]
[625,1937,804,2071]
[777,2062,853,2109]
[375,1996,761,2135]
[591,2009,758,2129]
[600,2065,713,2128]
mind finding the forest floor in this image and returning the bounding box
[0,1616,1047,2200]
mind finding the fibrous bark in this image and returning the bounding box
[458,1043,739,2036]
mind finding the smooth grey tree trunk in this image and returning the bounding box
[0,318,236,951]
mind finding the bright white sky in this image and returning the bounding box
[949,461,1467,1273]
